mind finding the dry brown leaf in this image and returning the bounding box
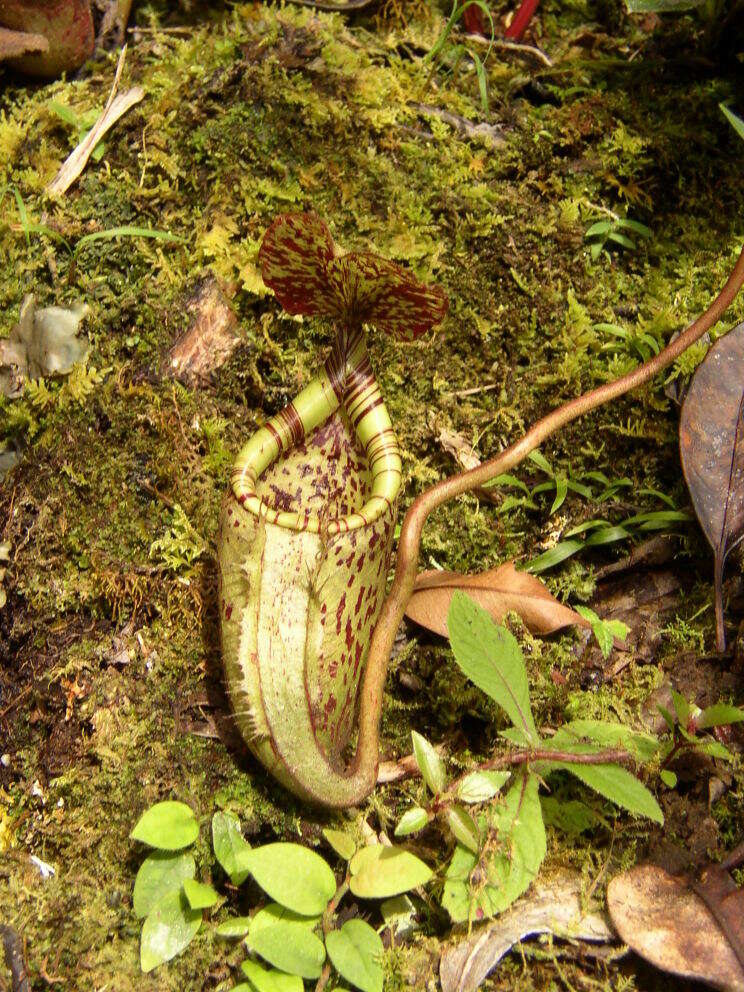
[607,863,744,991]
[436,425,499,504]
[440,872,613,992]
[168,278,240,384]
[405,562,589,638]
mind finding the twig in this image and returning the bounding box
[285,0,376,10]
[46,47,145,197]
[314,962,333,992]
[445,382,499,398]
[0,925,30,992]
[458,32,553,66]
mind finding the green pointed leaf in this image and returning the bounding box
[585,220,613,239]
[523,540,585,573]
[247,904,325,979]
[671,691,690,727]
[457,770,510,803]
[241,959,304,992]
[323,828,357,861]
[720,102,744,142]
[246,843,336,916]
[411,731,447,795]
[696,703,744,729]
[349,846,433,899]
[394,807,430,837]
[550,476,568,514]
[326,919,384,992]
[133,851,196,919]
[212,811,252,885]
[183,878,219,910]
[140,890,201,973]
[130,801,199,850]
[215,916,252,938]
[445,805,480,853]
[551,720,659,763]
[550,762,663,823]
[660,769,677,788]
[447,592,538,743]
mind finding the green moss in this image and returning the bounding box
[1,0,743,987]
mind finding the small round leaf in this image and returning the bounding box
[323,828,356,861]
[183,878,219,910]
[247,843,336,916]
[131,801,199,851]
[215,916,252,938]
[212,810,253,885]
[349,846,433,899]
[457,771,510,804]
[248,904,325,979]
[394,808,429,837]
[140,890,201,973]
[241,959,304,992]
[133,851,195,919]
[411,731,447,795]
[326,918,384,992]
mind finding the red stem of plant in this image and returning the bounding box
[505,0,541,41]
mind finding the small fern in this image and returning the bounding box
[149,504,206,572]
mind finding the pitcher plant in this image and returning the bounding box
[219,211,744,808]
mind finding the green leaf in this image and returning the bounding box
[215,916,252,938]
[241,959,304,992]
[550,476,568,514]
[551,720,659,762]
[523,540,585,573]
[130,801,199,850]
[671,690,690,727]
[183,878,219,910]
[549,762,663,824]
[246,843,336,916]
[411,731,447,794]
[540,796,607,835]
[660,770,677,788]
[133,851,195,919]
[212,811,252,885]
[75,225,186,253]
[442,772,546,922]
[720,103,744,142]
[484,473,530,494]
[457,770,510,803]
[248,904,325,979]
[349,846,433,899]
[574,606,629,659]
[584,220,613,239]
[395,808,430,837]
[447,592,538,743]
[696,703,744,729]
[445,805,480,853]
[326,919,384,992]
[528,450,553,475]
[323,828,357,861]
[140,890,202,973]
[614,217,652,238]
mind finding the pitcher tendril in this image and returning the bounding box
[220,211,744,809]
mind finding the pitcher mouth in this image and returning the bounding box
[231,331,402,535]
[231,406,401,535]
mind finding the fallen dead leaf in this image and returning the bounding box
[405,562,589,639]
[607,862,744,991]
[168,277,240,384]
[440,872,613,992]
[435,424,498,504]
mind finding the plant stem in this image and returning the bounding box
[347,246,744,804]
[440,747,632,803]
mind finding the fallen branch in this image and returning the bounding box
[46,46,144,196]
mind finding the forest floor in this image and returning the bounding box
[1,0,744,989]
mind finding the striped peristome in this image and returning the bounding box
[218,212,448,804]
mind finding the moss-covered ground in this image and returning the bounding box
[1,0,743,988]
